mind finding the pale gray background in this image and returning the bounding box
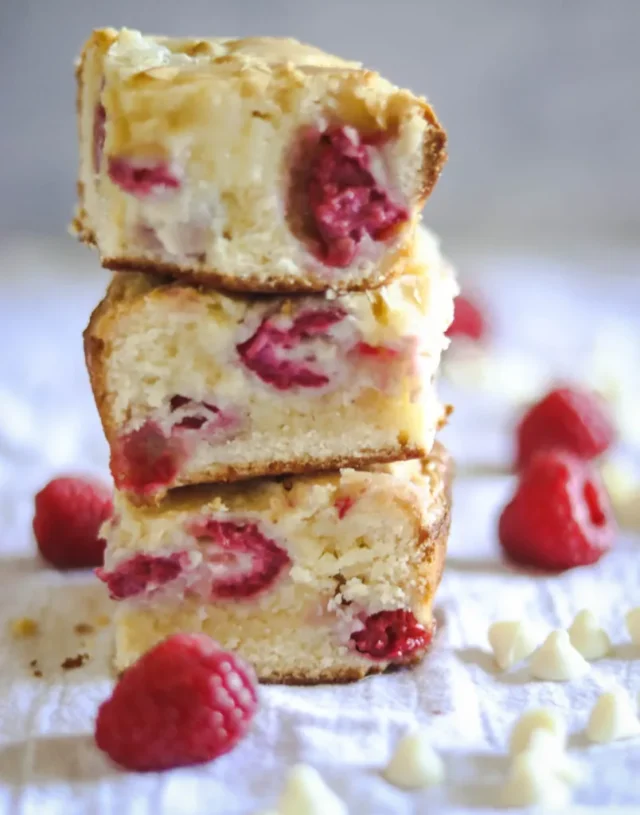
[0,0,639,251]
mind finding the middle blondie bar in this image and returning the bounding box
[85,228,456,504]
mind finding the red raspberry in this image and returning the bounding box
[516,387,615,470]
[354,342,400,362]
[499,450,615,571]
[111,421,186,497]
[96,552,185,600]
[334,495,356,519]
[168,394,239,434]
[304,126,408,267]
[108,157,181,197]
[192,520,291,599]
[446,294,487,341]
[112,399,240,496]
[33,477,113,569]
[237,307,345,390]
[95,633,258,771]
[351,609,432,661]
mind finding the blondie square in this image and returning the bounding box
[84,228,457,504]
[73,28,446,292]
[99,444,452,683]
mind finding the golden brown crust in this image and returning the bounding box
[140,445,428,507]
[419,108,448,204]
[98,230,414,294]
[83,280,115,459]
[260,630,435,684]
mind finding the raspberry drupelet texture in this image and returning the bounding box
[96,519,291,602]
[236,307,346,390]
[305,126,409,267]
[95,633,258,771]
[351,609,433,661]
[190,519,292,600]
[499,450,615,571]
[96,552,185,600]
[516,386,615,470]
[33,476,113,569]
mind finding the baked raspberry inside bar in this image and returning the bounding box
[101,444,452,683]
[84,228,457,504]
[73,28,447,292]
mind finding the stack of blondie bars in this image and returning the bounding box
[73,28,457,683]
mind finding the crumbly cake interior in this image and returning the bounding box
[102,447,451,682]
[74,28,446,290]
[85,227,457,501]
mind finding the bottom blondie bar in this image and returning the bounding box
[99,444,452,684]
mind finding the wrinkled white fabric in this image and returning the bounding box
[0,239,638,814]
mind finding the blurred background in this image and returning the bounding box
[1,0,639,249]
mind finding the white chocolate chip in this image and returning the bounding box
[278,765,347,815]
[568,609,612,661]
[509,708,566,757]
[383,730,445,790]
[601,460,637,506]
[525,729,584,786]
[529,630,590,681]
[599,460,640,531]
[586,689,640,744]
[626,608,640,645]
[501,750,573,809]
[488,620,540,671]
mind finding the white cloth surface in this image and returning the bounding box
[0,239,638,814]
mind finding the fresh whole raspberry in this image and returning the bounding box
[33,477,113,569]
[516,386,615,470]
[192,519,291,599]
[108,157,181,197]
[499,450,615,571]
[446,294,487,341]
[351,609,432,661]
[96,552,185,600]
[302,126,408,267]
[95,633,258,771]
[237,307,346,390]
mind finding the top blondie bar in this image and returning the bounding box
[73,28,447,292]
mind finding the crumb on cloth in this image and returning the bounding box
[61,653,90,671]
[29,658,43,678]
[10,617,39,638]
